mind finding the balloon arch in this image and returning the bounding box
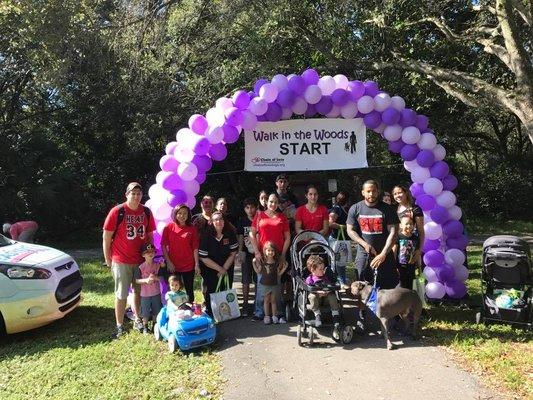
[147,69,469,300]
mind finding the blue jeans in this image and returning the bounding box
[254,274,265,317]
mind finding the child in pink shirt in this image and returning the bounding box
[134,243,166,334]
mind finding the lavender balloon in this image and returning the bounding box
[288,75,306,95]
[416,150,435,168]
[443,220,464,238]
[426,282,446,299]
[409,182,424,198]
[445,280,467,299]
[277,89,296,108]
[316,96,333,115]
[423,250,445,268]
[430,205,450,224]
[347,80,365,101]
[381,107,401,125]
[442,175,458,191]
[363,111,382,129]
[399,109,417,127]
[430,161,450,179]
[302,68,319,85]
[423,239,441,252]
[363,81,380,97]
[331,89,349,107]
[232,90,251,110]
[388,139,405,153]
[400,144,419,161]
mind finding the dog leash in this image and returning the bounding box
[363,258,378,309]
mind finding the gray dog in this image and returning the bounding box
[351,281,422,350]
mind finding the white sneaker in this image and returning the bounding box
[314,315,322,327]
[263,316,271,325]
[272,316,279,324]
[278,316,287,324]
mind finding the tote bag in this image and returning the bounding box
[329,226,353,267]
[210,275,241,323]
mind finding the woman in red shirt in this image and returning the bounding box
[295,185,329,236]
[162,204,200,302]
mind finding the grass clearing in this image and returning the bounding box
[466,219,533,236]
[0,259,222,400]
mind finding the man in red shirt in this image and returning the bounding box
[3,221,39,243]
[103,182,156,339]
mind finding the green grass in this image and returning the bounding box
[466,218,533,236]
[422,246,533,398]
[0,259,222,400]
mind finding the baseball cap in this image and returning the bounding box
[275,174,288,181]
[140,243,155,254]
[126,182,142,193]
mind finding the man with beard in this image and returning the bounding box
[346,180,399,289]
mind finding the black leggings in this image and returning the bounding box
[398,264,416,290]
[175,270,196,303]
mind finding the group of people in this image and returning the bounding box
[102,175,425,338]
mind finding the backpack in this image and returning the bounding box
[112,204,152,239]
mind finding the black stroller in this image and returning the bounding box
[475,235,532,329]
[290,230,354,346]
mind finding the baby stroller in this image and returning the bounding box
[291,230,354,346]
[475,235,532,329]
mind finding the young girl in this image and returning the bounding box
[305,255,340,327]
[253,241,287,324]
[134,243,166,334]
[165,275,190,312]
[392,216,421,289]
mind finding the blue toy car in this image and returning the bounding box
[153,305,216,353]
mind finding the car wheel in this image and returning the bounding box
[0,312,6,336]
[168,334,177,353]
[153,324,161,341]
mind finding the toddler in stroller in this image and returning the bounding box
[291,231,353,346]
[476,235,532,329]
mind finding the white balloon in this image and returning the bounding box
[148,184,167,203]
[205,126,224,144]
[448,205,463,221]
[402,126,421,144]
[418,132,437,150]
[453,264,469,281]
[374,93,391,112]
[423,177,444,196]
[425,221,443,240]
[411,166,431,183]
[357,95,375,114]
[333,74,349,89]
[404,159,419,172]
[259,83,278,103]
[436,190,456,208]
[304,85,322,104]
[271,74,288,90]
[318,75,336,95]
[326,105,341,118]
[215,97,233,111]
[173,144,195,162]
[340,101,358,118]
[156,221,167,235]
[383,124,402,141]
[205,107,226,127]
[433,144,446,161]
[292,96,308,115]
[248,97,268,115]
[390,96,406,110]
[177,162,198,181]
[445,248,466,267]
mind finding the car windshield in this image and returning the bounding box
[0,234,14,247]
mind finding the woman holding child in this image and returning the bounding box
[392,185,425,249]
[162,204,200,302]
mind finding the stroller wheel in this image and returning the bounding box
[342,325,354,344]
[285,303,292,322]
[332,324,341,343]
[309,327,315,345]
[297,325,303,347]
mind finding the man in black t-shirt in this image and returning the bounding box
[347,180,399,289]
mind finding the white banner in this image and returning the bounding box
[244,118,367,171]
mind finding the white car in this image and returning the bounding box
[0,234,83,334]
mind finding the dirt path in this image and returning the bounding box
[217,269,497,400]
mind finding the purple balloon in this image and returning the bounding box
[416,150,435,168]
[162,173,182,191]
[430,205,450,224]
[232,90,250,110]
[316,96,333,115]
[400,144,419,161]
[196,172,206,184]
[409,182,424,198]
[388,139,405,153]
[443,220,464,238]
[423,250,445,268]
[363,111,382,129]
[167,189,187,207]
[400,109,417,127]
[445,280,467,299]
[277,89,296,108]
[423,266,439,283]
[430,161,450,179]
[192,136,210,156]
[287,75,306,95]
[442,174,458,191]
[363,81,380,97]
[265,102,282,121]
[381,107,401,125]
[347,80,365,101]
[209,143,227,161]
[423,239,441,252]
[416,194,436,211]
[447,234,468,250]
[304,104,317,117]
[302,68,319,85]
[415,115,429,131]
[435,263,455,282]
[188,114,208,135]
[159,155,179,172]
[253,79,269,95]
[225,107,244,127]
[331,89,349,107]
[192,155,212,173]
[222,124,240,143]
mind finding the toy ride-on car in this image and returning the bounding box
[153,303,216,353]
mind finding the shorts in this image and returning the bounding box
[241,253,257,285]
[141,294,162,319]
[111,262,141,300]
[261,284,280,300]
